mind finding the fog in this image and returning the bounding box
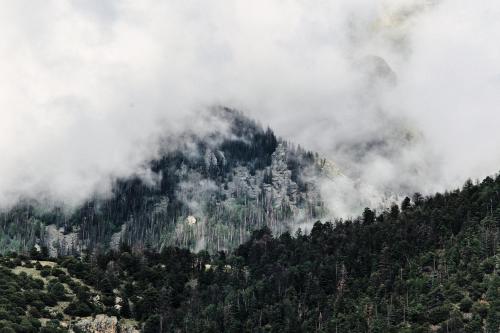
[1,0,499,215]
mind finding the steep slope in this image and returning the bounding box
[0,108,335,255]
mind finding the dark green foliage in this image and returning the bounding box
[459,296,473,312]
[143,315,161,333]
[41,173,499,332]
[0,260,69,332]
[48,282,66,301]
[0,327,15,333]
[64,301,92,317]
[1,168,500,331]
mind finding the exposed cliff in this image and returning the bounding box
[72,315,139,333]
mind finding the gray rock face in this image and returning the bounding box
[43,224,82,257]
[168,142,328,251]
[222,143,312,209]
[73,315,118,333]
[269,143,299,206]
[72,315,139,333]
[110,224,127,251]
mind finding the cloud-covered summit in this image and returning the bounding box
[1,0,499,215]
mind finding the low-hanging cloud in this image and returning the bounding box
[1,0,499,215]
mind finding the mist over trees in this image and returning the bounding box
[0,109,326,255]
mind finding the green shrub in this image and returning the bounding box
[64,301,92,317]
[428,304,451,325]
[460,296,473,312]
[48,283,66,301]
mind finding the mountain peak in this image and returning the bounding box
[0,110,332,255]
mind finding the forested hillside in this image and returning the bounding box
[1,173,499,332]
[0,109,332,255]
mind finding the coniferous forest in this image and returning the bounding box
[4,0,500,331]
[1,173,499,332]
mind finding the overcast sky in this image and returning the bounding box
[1,0,499,213]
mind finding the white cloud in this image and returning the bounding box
[0,0,499,214]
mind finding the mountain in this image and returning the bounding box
[0,108,338,256]
[0,171,499,332]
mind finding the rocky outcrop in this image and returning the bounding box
[268,143,299,206]
[73,315,117,333]
[43,224,82,257]
[72,315,139,333]
[110,224,127,251]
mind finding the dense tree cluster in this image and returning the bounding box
[3,174,497,332]
[0,256,73,332]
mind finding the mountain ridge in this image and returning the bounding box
[0,108,335,255]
